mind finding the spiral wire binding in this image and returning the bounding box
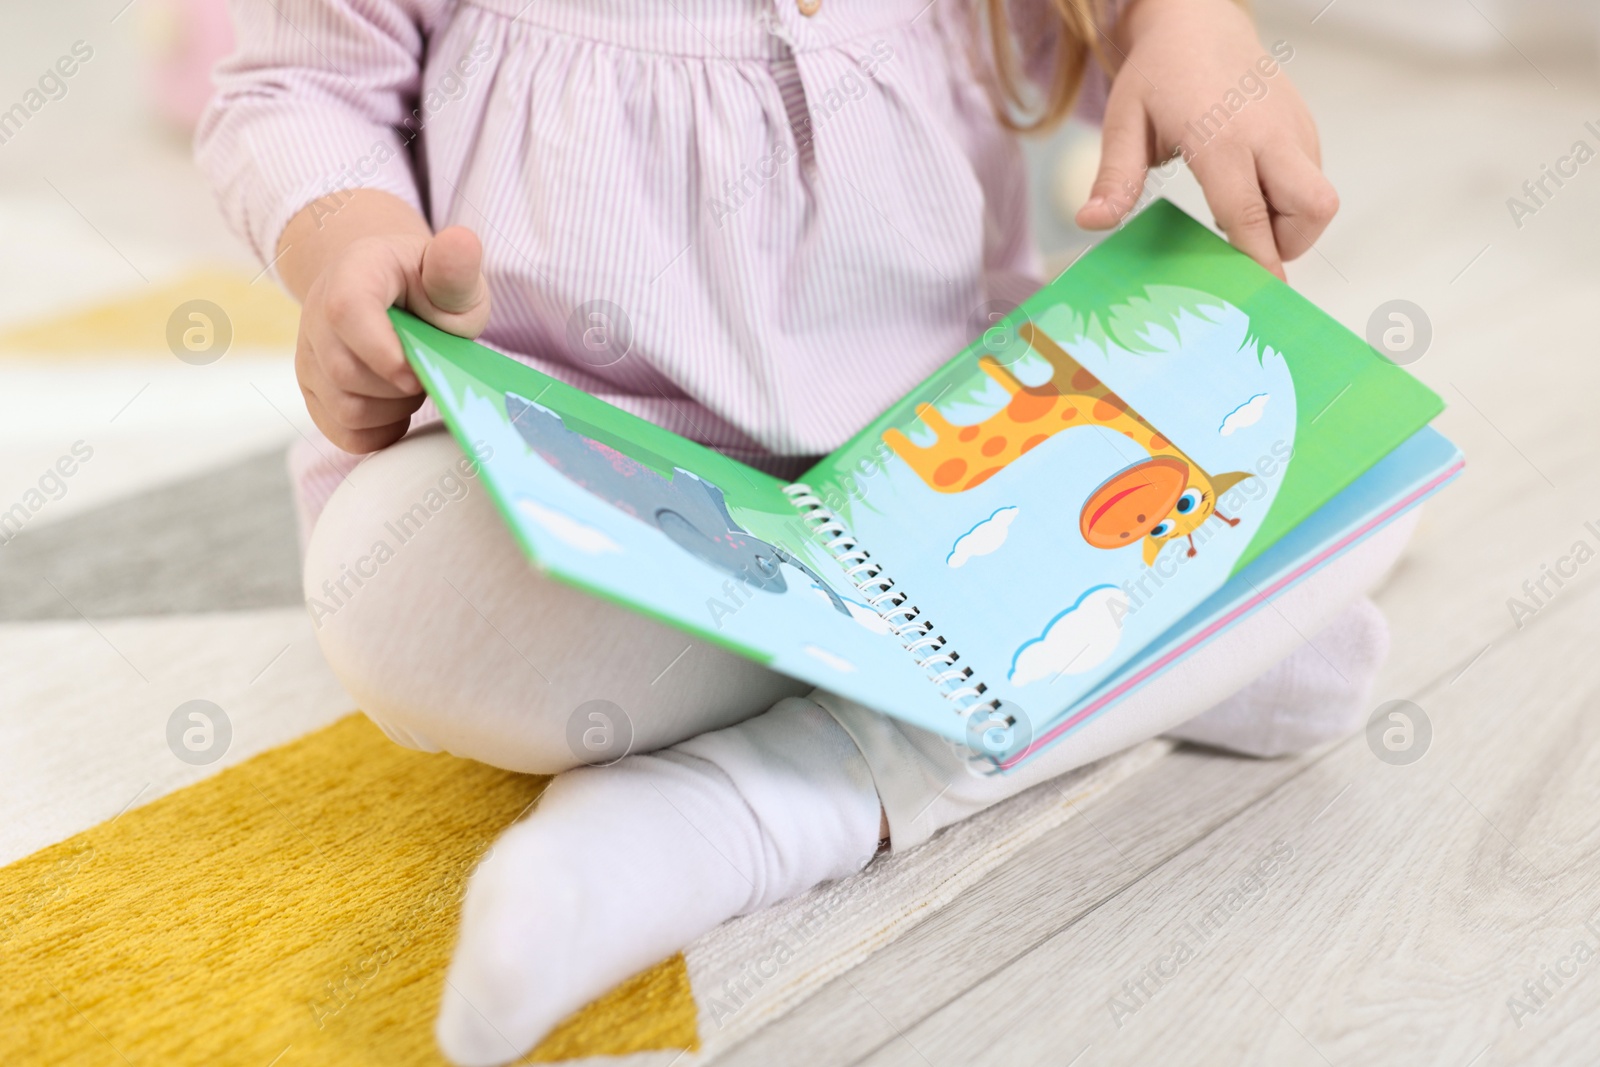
[783,484,1008,733]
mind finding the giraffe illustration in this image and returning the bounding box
[882,322,1253,564]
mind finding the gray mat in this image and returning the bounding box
[0,450,302,621]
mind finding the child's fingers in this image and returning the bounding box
[319,386,425,432]
[296,329,424,453]
[1076,84,1150,230]
[297,342,406,425]
[417,226,491,337]
[1256,144,1339,263]
[421,227,486,311]
[306,314,417,401]
[1189,145,1285,280]
[320,267,421,394]
[302,387,414,454]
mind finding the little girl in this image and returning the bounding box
[198,1,1394,1062]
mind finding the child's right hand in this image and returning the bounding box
[287,219,491,453]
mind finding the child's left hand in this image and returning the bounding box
[1075,0,1338,280]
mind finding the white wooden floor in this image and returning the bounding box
[717,14,1600,1067]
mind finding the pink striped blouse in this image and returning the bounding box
[195,0,1111,537]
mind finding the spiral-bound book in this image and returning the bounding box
[394,200,1461,769]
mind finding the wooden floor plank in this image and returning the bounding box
[720,747,1320,1066]
[849,580,1600,1067]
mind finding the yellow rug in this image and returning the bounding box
[0,714,698,1066]
[0,268,299,356]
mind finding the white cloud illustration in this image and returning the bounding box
[947,506,1020,568]
[804,645,856,672]
[1009,586,1129,686]
[515,496,622,555]
[1219,392,1269,437]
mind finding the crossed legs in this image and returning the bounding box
[303,429,1412,1063]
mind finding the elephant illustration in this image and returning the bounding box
[505,392,850,615]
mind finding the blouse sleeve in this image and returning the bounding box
[193,0,454,270]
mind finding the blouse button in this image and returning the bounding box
[797,0,820,15]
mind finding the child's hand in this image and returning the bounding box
[291,222,491,453]
[1076,0,1337,280]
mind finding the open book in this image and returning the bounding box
[393,200,1461,771]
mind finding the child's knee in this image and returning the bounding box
[361,706,575,778]
[304,509,587,776]
[300,452,410,720]
[309,584,586,775]
[368,692,586,776]
[1168,599,1390,759]
[299,431,522,759]
[363,710,444,754]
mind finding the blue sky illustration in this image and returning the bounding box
[845,294,1298,731]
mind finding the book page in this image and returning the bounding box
[394,311,952,725]
[1003,427,1463,768]
[798,201,1445,750]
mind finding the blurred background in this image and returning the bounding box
[1,0,1597,859]
[1,0,1594,538]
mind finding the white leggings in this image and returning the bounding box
[303,429,1415,850]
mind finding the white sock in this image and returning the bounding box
[1163,598,1390,758]
[435,696,883,1066]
